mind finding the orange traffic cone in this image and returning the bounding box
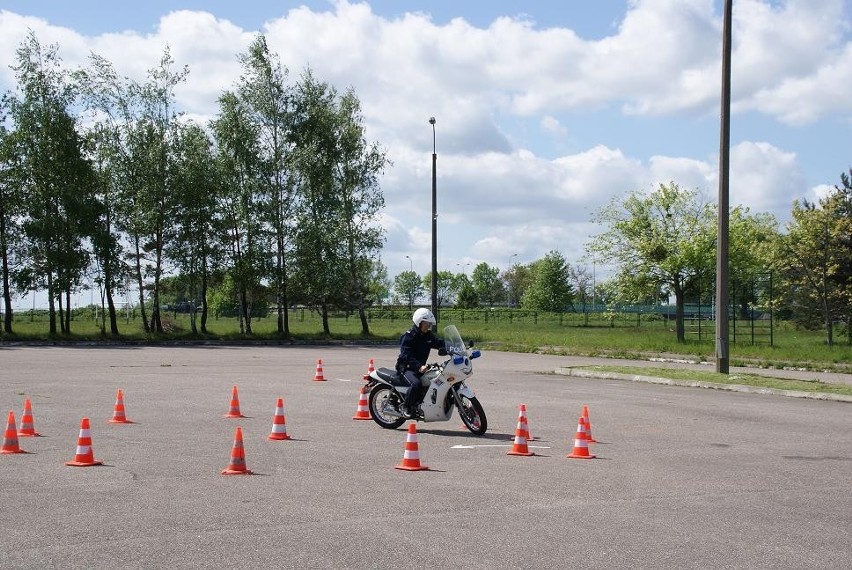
[267,398,291,441]
[313,359,326,382]
[582,404,597,443]
[1,411,27,454]
[567,416,596,459]
[362,358,375,381]
[507,404,535,456]
[353,385,371,420]
[108,389,134,424]
[221,426,252,475]
[66,417,102,466]
[225,385,246,418]
[17,399,41,437]
[395,422,429,471]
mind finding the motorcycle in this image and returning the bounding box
[364,324,487,435]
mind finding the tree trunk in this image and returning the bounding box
[64,288,71,333]
[104,278,119,337]
[47,272,57,337]
[358,304,369,336]
[133,234,149,333]
[57,286,66,335]
[200,271,208,334]
[674,286,686,343]
[0,222,12,334]
[321,303,330,335]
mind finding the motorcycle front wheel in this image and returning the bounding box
[457,395,487,435]
[368,385,407,429]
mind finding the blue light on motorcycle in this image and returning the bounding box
[471,350,481,359]
[453,355,464,365]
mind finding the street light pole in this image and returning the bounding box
[508,253,518,307]
[430,117,438,322]
[405,255,413,272]
[715,0,732,374]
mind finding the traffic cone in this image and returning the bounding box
[395,422,429,471]
[582,404,597,443]
[17,399,41,437]
[352,385,371,420]
[65,417,102,466]
[507,404,535,456]
[1,411,27,454]
[313,359,326,381]
[108,389,134,424]
[267,398,291,441]
[567,416,596,459]
[225,385,246,418]
[362,358,375,381]
[221,426,252,475]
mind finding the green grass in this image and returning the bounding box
[3,309,850,375]
[573,365,852,398]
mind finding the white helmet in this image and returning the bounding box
[412,308,436,327]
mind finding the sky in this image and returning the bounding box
[1,0,851,309]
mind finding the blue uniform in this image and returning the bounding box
[396,325,443,412]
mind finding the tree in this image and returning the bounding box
[568,264,593,317]
[9,32,98,336]
[0,93,24,334]
[521,250,573,312]
[501,262,532,308]
[422,270,455,309]
[165,122,220,334]
[236,34,295,336]
[728,207,779,319]
[778,172,852,346]
[394,270,423,309]
[456,282,479,309]
[588,182,715,342]
[211,91,269,335]
[471,262,504,306]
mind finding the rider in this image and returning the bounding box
[396,308,444,418]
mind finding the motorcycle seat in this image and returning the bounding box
[377,367,407,386]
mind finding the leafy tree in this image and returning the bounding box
[588,182,715,342]
[394,270,423,309]
[456,282,479,309]
[211,91,269,335]
[165,122,220,334]
[728,207,779,318]
[521,250,573,312]
[236,34,295,336]
[9,32,97,336]
[0,93,24,334]
[778,173,852,346]
[568,264,593,318]
[422,270,456,309]
[471,262,504,306]
[501,262,532,308]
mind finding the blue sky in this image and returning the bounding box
[1,0,851,309]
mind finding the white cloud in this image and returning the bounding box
[0,0,845,279]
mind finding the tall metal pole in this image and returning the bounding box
[715,0,732,374]
[429,117,438,322]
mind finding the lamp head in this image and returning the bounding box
[429,117,436,125]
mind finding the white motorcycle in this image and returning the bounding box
[365,325,487,435]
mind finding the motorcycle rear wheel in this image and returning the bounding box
[368,385,406,429]
[457,395,487,435]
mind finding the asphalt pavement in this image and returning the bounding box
[1,345,850,569]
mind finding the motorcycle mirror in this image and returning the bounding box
[467,340,475,348]
[438,347,448,356]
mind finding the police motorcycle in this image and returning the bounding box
[365,324,487,435]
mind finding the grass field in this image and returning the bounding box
[3,307,850,375]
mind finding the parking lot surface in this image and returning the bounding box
[1,344,851,569]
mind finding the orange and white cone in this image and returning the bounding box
[17,399,41,437]
[362,358,375,381]
[313,359,326,382]
[582,404,597,443]
[567,416,596,459]
[66,417,102,466]
[222,426,252,475]
[395,422,429,471]
[583,404,598,443]
[108,389,134,424]
[267,398,291,441]
[507,404,535,456]
[225,385,246,418]
[1,411,27,454]
[352,386,371,420]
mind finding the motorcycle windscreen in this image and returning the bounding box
[443,324,466,356]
